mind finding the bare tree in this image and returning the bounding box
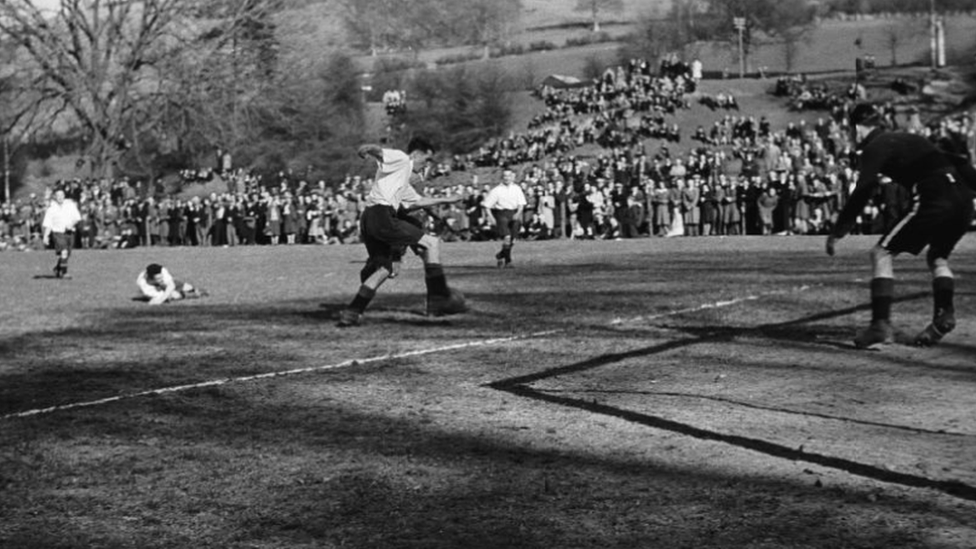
[452,0,522,58]
[694,0,818,74]
[574,0,624,33]
[0,0,280,179]
[338,0,399,55]
[0,0,189,177]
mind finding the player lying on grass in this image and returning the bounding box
[337,137,467,327]
[136,263,208,305]
[826,103,976,348]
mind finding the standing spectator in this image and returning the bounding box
[266,195,282,245]
[186,197,203,246]
[101,196,120,246]
[575,182,595,238]
[650,179,670,236]
[700,182,719,236]
[620,193,643,238]
[167,198,183,246]
[666,178,684,237]
[294,196,308,244]
[681,175,701,236]
[758,183,779,235]
[42,188,82,279]
[793,172,812,234]
[282,196,299,245]
[720,180,742,235]
[538,183,556,236]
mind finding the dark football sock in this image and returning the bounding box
[870,277,894,322]
[932,276,954,315]
[349,286,376,313]
[425,264,450,297]
[503,243,513,262]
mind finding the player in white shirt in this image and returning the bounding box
[337,137,467,327]
[42,189,83,279]
[136,263,208,305]
[483,168,527,268]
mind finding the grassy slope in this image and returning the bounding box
[17,3,976,193]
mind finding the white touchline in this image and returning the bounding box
[3,285,817,421]
[2,330,563,421]
[609,285,814,326]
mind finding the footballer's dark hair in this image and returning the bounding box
[146,263,163,277]
[406,136,436,154]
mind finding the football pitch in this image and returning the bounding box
[1,235,975,548]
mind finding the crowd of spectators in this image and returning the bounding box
[2,56,974,253]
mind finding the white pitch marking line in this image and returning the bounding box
[1,330,562,421]
[610,285,814,326]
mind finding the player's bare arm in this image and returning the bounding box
[357,144,383,162]
[402,195,463,211]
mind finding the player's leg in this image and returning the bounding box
[505,216,521,267]
[886,184,973,346]
[178,280,208,299]
[391,209,424,278]
[53,233,73,279]
[855,199,927,348]
[338,208,397,326]
[854,243,896,348]
[493,210,512,268]
[913,198,972,345]
[339,246,393,327]
[914,251,957,346]
[416,233,467,316]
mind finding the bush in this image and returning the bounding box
[565,32,613,47]
[528,40,557,52]
[435,51,482,66]
[489,43,526,59]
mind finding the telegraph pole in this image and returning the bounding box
[734,17,746,78]
[3,137,8,203]
[929,0,945,69]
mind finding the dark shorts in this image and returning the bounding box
[52,232,73,255]
[360,205,425,261]
[880,173,975,259]
[492,209,520,239]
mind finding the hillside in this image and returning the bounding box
[14,3,976,196]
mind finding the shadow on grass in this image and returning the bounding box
[488,298,976,504]
[2,390,971,548]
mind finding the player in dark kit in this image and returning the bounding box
[826,104,976,348]
[336,137,468,327]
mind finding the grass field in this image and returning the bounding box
[2,236,975,548]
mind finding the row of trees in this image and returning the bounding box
[0,0,531,199]
[823,0,975,15]
[622,0,821,75]
[0,0,374,194]
[0,0,968,201]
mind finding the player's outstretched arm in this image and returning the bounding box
[403,195,463,211]
[357,144,383,162]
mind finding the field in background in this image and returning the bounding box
[1,236,975,548]
[22,4,976,191]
